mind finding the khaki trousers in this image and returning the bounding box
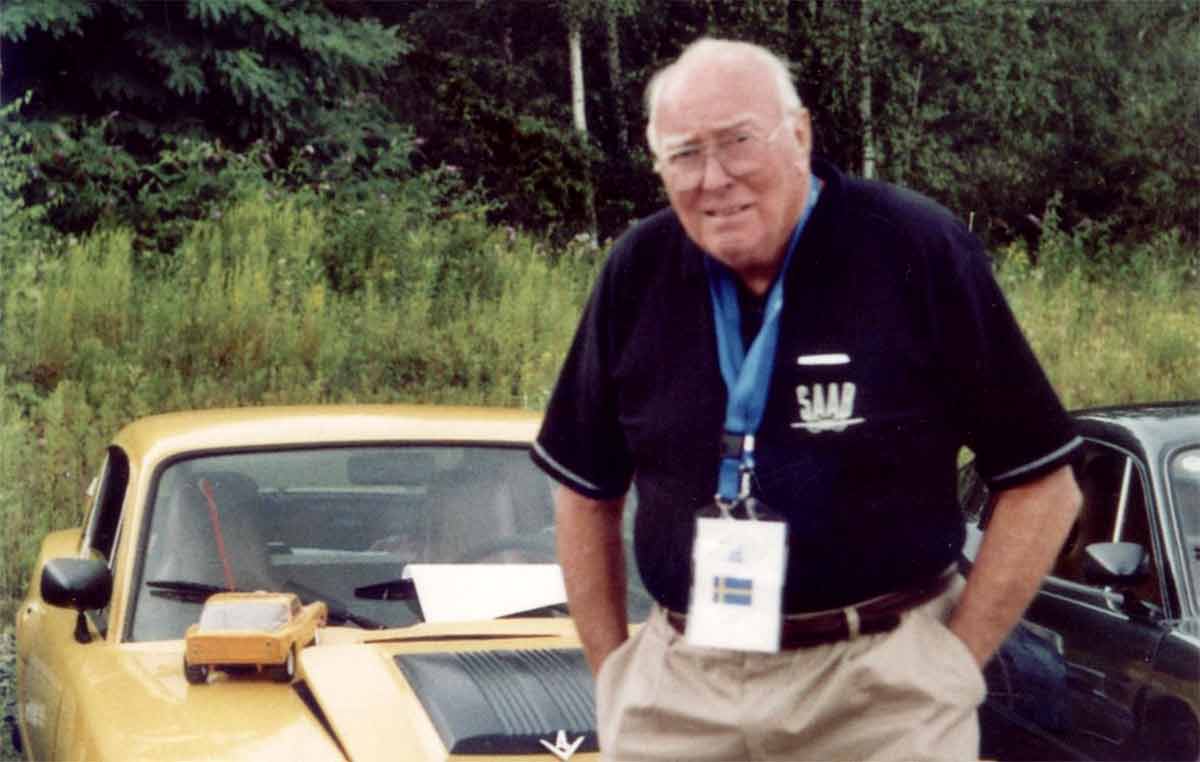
[595,577,985,762]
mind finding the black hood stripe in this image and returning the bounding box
[395,649,598,755]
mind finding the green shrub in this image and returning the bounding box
[997,232,1200,408]
[0,94,53,272]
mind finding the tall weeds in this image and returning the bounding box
[0,193,601,603]
[997,221,1199,409]
[0,188,1195,607]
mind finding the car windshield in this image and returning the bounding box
[1169,446,1200,598]
[128,444,650,641]
[198,600,290,632]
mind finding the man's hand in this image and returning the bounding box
[554,485,630,676]
[949,464,1082,667]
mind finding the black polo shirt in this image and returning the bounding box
[532,158,1080,613]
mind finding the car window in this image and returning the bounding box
[82,448,130,561]
[957,461,991,525]
[198,599,290,631]
[127,444,653,641]
[1057,442,1165,610]
[1169,447,1200,595]
[80,447,130,635]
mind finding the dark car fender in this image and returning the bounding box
[1133,628,1200,761]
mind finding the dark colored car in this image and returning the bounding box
[959,401,1200,762]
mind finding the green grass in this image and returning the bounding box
[0,192,602,606]
[996,240,1199,410]
[0,189,1196,610]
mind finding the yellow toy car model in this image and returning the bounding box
[14,405,652,761]
[184,591,327,684]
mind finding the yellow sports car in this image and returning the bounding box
[15,406,647,761]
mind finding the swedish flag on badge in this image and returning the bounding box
[712,575,753,606]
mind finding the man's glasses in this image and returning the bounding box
[655,118,790,191]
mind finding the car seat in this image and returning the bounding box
[132,470,275,640]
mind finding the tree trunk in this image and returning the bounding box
[859,0,877,179]
[569,23,588,135]
[605,9,628,153]
[568,20,598,238]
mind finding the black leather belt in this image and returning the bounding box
[665,571,955,649]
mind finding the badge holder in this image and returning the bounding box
[686,180,816,654]
[685,434,787,653]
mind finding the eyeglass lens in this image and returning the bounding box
[665,134,769,190]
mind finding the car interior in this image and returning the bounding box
[130,446,560,640]
[1056,446,1166,612]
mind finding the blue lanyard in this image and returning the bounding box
[705,179,820,507]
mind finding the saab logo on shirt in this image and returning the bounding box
[792,379,864,434]
[713,576,753,606]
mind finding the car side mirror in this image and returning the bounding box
[1083,541,1148,585]
[41,557,112,643]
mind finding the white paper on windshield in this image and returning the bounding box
[403,564,567,623]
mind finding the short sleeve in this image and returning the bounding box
[935,237,1081,490]
[531,249,635,499]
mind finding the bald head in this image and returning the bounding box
[644,38,803,157]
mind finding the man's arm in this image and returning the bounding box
[554,484,629,676]
[949,464,1082,667]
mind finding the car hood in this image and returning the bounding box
[95,620,600,761]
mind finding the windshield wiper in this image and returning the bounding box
[144,579,230,603]
[285,578,387,630]
[146,578,385,629]
[321,601,387,630]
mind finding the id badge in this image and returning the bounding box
[685,511,786,652]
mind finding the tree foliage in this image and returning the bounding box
[2,0,405,146]
[1,0,410,248]
[1,0,1195,255]
[634,0,1198,249]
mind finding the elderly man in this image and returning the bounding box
[532,38,1082,761]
